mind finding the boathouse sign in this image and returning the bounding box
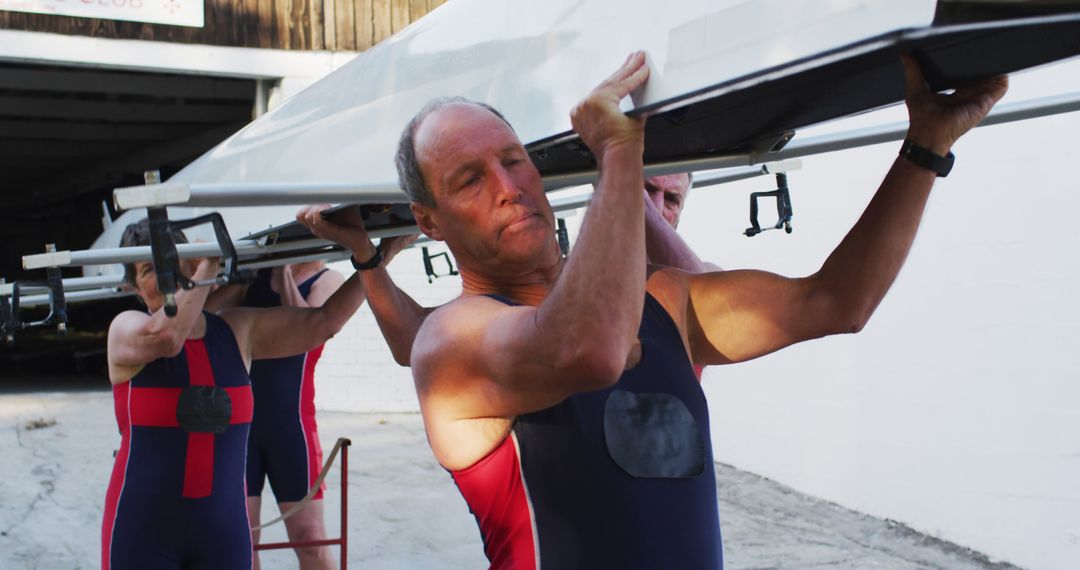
[0,0,204,28]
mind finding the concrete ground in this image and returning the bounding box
[1,387,1021,570]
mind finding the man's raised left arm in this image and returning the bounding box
[679,55,1008,365]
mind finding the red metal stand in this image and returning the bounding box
[254,438,351,570]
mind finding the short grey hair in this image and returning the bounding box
[395,97,515,208]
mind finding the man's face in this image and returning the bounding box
[644,173,691,229]
[410,104,558,275]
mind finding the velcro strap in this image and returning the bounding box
[176,386,234,434]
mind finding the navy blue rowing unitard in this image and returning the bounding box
[242,267,329,502]
[451,294,723,570]
[103,312,254,570]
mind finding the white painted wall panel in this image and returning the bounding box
[314,249,463,412]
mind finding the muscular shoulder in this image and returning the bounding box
[646,265,695,346]
[107,309,151,344]
[647,265,692,308]
[411,295,513,388]
[419,295,509,334]
[412,296,519,470]
[109,308,148,330]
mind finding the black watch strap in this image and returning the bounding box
[899,139,954,177]
[350,243,383,271]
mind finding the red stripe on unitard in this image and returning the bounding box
[102,382,133,570]
[229,387,254,423]
[128,387,181,426]
[183,339,217,498]
[128,387,252,427]
[183,433,215,499]
[185,339,215,387]
[301,345,325,499]
[451,435,538,570]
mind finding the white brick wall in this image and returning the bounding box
[314,245,465,412]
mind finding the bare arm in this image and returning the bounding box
[275,265,345,309]
[685,157,940,364]
[296,207,432,367]
[643,192,719,272]
[203,282,247,313]
[683,56,1008,366]
[345,233,427,366]
[107,258,217,384]
[275,266,308,308]
[363,263,430,366]
[221,269,366,364]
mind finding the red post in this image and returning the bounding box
[340,438,350,570]
[341,438,349,565]
[253,437,352,570]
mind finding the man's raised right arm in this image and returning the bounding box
[357,236,429,366]
[296,208,430,366]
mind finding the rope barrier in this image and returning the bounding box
[252,437,349,531]
[252,437,351,569]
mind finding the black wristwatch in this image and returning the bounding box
[899,139,954,177]
[350,243,383,271]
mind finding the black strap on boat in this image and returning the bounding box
[745,172,794,237]
[1,245,68,346]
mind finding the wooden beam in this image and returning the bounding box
[274,0,293,48]
[293,0,310,49]
[410,0,428,22]
[258,0,276,49]
[355,0,374,51]
[206,0,238,51]
[335,0,357,50]
[323,0,337,50]
[373,0,392,44]
[243,0,263,48]
[0,6,318,50]
[310,0,325,50]
[391,0,411,34]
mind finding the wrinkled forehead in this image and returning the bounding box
[415,104,522,173]
[645,173,692,195]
